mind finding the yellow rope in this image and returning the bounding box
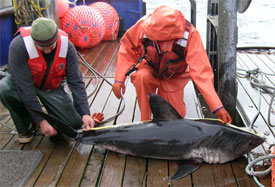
[13,0,49,25]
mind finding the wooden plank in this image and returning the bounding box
[88,78,112,113]
[0,133,13,149]
[210,163,236,186]
[115,77,136,124]
[23,137,57,187]
[100,78,136,186]
[237,79,272,152]
[133,98,141,122]
[80,42,108,64]
[88,78,119,127]
[22,134,43,150]
[2,120,23,150]
[236,52,273,186]
[258,168,272,187]
[81,77,118,186]
[123,156,147,187]
[84,43,120,100]
[147,159,169,186]
[99,152,126,187]
[92,40,120,75]
[78,42,108,76]
[184,81,203,118]
[0,118,15,149]
[80,146,106,187]
[255,53,275,78]
[231,157,257,186]
[237,54,275,136]
[122,83,147,187]
[122,96,147,186]
[34,140,75,186]
[57,142,93,186]
[105,50,118,77]
[192,164,216,186]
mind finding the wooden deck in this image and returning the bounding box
[236,48,275,157]
[0,41,272,186]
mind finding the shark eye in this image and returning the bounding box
[248,140,253,146]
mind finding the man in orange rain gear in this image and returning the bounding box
[112,5,232,124]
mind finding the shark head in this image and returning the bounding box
[209,124,265,163]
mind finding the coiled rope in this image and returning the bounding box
[237,67,275,186]
[246,154,275,176]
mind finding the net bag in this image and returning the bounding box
[89,2,119,41]
[61,5,105,48]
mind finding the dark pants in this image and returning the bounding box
[0,75,82,134]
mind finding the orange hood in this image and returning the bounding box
[141,5,185,41]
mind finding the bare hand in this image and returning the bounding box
[39,119,57,136]
[216,108,232,124]
[112,82,125,99]
[82,115,95,130]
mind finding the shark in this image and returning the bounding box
[31,93,265,180]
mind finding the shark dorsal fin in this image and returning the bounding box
[149,93,182,122]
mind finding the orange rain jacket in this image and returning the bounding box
[114,5,223,120]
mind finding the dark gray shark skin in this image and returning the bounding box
[80,118,263,164]
[31,94,265,180]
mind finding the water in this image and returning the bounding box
[143,0,275,47]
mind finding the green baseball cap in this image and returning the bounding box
[31,17,58,47]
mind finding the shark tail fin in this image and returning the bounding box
[30,109,78,138]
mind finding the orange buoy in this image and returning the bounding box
[89,2,119,41]
[56,0,70,18]
[61,5,105,48]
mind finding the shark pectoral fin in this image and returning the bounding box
[170,158,203,180]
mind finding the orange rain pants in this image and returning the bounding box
[114,5,223,121]
[131,64,189,120]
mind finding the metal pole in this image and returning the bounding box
[217,0,238,123]
[189,0,196,27]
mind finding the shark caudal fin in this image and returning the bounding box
[30,109,78,138]
[149,93,182,122]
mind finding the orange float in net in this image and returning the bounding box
[57,0,70,18]
[89,2,119,41]
[61,5,105,48]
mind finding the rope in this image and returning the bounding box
[246,154,275,176]
[0,120,16,132]
[237,67,275,128]
[13,0,49,25]
[237,67,275,186]
[268,89,275,127]
[77,52,126,125]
